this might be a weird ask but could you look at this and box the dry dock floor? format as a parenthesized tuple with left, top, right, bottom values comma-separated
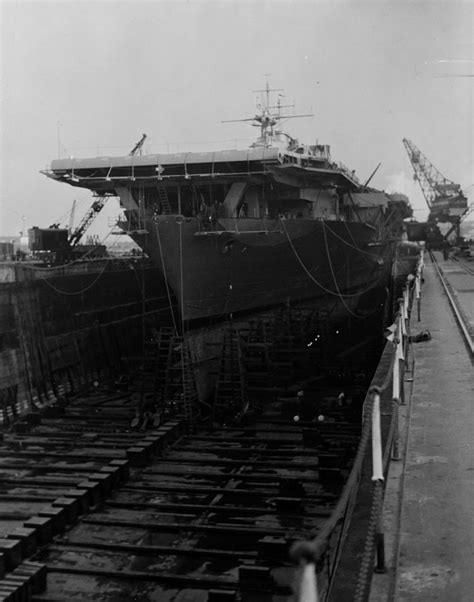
(372, 254, 474, 601)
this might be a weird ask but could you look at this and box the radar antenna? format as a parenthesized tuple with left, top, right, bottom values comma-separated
(222, 81, 313, 146)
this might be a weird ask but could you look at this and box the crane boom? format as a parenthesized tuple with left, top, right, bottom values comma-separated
(68, 196, 108, 247)
(129, 133, 147, 156)
(403, 138, 469, 244)
(402, 138, 467, 221)
(402, 138, 462, 210)
(68, 199, 76, 236)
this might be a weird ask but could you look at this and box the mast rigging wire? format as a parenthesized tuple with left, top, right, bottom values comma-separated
(153, 219, 179, 336)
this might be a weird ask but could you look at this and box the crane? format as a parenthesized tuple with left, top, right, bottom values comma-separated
(68, 196, 108, 247)
(441, 201, 474, 241)
(67, 135, 146, 247)
(68, 199, 76, 236)
(129, 133, 147, 156)
(402, 138, 468, 242)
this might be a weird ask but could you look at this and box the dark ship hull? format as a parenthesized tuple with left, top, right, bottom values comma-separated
(135, 215, 390, 321)
(44, 89, 412, 323)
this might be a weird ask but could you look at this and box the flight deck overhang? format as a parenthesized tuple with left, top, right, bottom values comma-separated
(43, 147, 282, 191)
(43, 145, 360, 194)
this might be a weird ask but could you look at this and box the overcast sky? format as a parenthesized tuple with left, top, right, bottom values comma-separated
(1, 0, 472, 238)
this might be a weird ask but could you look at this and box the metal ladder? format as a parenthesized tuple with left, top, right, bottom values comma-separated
(157, 186, 172, 214)
(160, 331, 199, 421)
(214, 326, 247, 420)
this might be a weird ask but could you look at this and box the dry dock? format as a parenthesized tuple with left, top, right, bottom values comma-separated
(372, 252, 474, 602)
(2, 248, 452, 601)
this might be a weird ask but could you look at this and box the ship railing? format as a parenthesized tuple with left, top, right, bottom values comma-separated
(291, 250, 423, 602)
(44, 168, 276, 186)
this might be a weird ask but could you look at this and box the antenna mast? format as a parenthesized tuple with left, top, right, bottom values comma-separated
(222, 81, 313, 147)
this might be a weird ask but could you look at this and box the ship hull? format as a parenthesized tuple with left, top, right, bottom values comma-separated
(131, 216, 391, 322)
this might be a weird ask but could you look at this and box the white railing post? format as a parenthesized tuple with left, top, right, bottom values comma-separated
(403, 286, 409, 325)
(398, 297, 408, 379)
(416, 253, 423, 321)
(371, 386, 384, 483)
(392, 336, 400, 401)
(392, 316, 401, 460)
(398, 298, 407, 340)
(415, 271, 421, 322)
(299, 562, 319, 602)
(403, 286, 410, 365)
(370, 386, 385, 573)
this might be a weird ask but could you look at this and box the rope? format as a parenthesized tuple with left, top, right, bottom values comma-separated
(39, 259, 110, 296)
(153, 219, 179, 336)
(353, 480, 384, 602)
(324, 221, 390, 320)
(323, 220, 382, 260)
(31, 229, 127, 296)
(321, 221, 360, 318)
(281, 220, 384, 300)
(342, 220, 383, 267)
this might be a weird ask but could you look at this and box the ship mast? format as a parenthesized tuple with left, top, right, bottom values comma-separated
(222, 81, 313, 147)
(252, 81, 283, 140)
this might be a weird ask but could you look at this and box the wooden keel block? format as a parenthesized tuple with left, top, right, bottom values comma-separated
(14, 562, 47, 593)
(8, 571, 33, 595)
(38, 506, 67, 534)
(77, 481, 101, 506)
(99, 466, 121, 488)
(0, 578, 28, 602)
(63, 489, 89, 514)
(139, 440, 156, 457)
(23, 516, 52, 546)
(87, 472, 113, 495)
(7, 528, 37, 557)
(52, 497, 79, 524)
(126, 446, 148, 467)
(0, 587, 16, 602)
(141, 436, 162, 454)
(0, 539, 22, 570)
(109, 459, 130, 481)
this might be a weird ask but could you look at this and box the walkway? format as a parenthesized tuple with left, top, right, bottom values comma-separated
(372, 254, 474, 601)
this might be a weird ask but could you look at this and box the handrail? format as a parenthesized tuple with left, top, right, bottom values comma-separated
(291, 249, 424, 601)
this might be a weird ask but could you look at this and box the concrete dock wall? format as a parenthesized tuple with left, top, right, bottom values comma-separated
(0, 261, 170, 422)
